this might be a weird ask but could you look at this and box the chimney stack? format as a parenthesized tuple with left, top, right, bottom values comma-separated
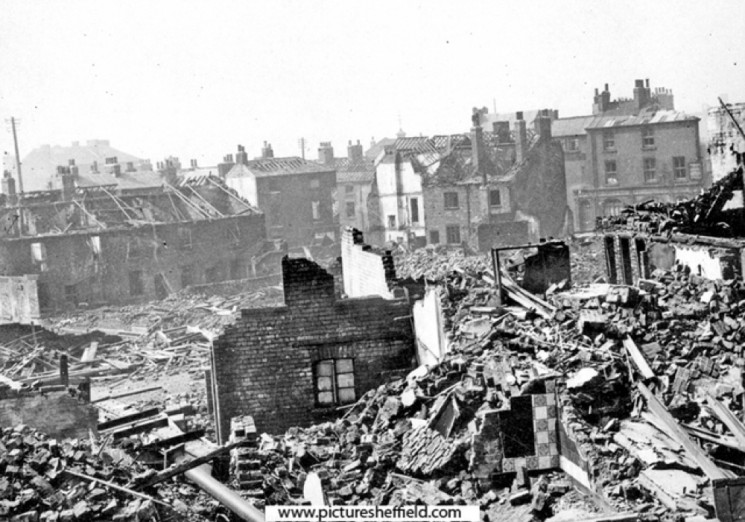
(235, 145, 248, 165)
(515, 112, 527, 163)
(471, 108, 485, 179)
(534, 110, 552, 141)
(318, 142, 334, 165)
(261, 141, 274, 159)
(347, 140, 363, 163)
(59, 165, 76, 201)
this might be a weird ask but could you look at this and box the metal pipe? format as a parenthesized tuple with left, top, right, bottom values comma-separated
(184, 464, 265, 522)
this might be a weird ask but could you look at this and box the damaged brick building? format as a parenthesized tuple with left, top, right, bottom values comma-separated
(0, 169, 267, 311)
(210, 254, 415, 442)
(224, 144, 338, 247)
(422, 111, 569, 251)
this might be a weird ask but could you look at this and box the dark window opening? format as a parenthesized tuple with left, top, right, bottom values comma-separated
(429, 230, 440, 244)
(410, 197, 419, 224)
(619, 237, 634, 285)
(501, 395, 535, 458)
(64, 284, 79, 304)
(444, 191, 459, 209)
(604, 236, 618, 284)
(489, 189, 502, 208)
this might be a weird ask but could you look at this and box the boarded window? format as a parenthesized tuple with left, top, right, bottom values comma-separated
(315, 358, 356, 406)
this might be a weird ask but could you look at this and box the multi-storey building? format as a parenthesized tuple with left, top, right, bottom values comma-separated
(552, 79, 705, 231)
(224, 143, 338, 247)
(316, 140, 375, 233)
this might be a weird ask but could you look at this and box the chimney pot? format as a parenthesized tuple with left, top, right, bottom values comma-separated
(605, 83, 609, 91)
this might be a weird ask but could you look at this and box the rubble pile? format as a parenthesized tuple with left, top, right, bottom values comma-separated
(217, 242, 745, 520)
(598, 165, 745, 237)
(0, 424, 221, 521)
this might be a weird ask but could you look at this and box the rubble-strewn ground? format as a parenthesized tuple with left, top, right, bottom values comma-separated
(4, 234, 745, 521)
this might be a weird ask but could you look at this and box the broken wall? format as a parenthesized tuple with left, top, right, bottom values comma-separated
(0, 214, 266, 311)
(211, 256, 414, 442)
(341, 227, 396, 298)
(412, 286, 449, 366)
(605, 233, 740, 284)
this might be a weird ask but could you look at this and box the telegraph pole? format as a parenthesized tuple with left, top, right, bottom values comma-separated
(10, 117, 24, 193)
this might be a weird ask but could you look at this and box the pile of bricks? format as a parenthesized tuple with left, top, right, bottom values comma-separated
(0, 424, 220, 521)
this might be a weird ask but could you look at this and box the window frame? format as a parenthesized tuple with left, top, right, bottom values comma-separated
(315, 358, 356, 407)
(673, 156, 687, 180)
(643, 157, 657, 183)
(602, 130, 615, 151)
(443, 191, 459, 210)
(642, 127, 655, 148)
(604, 160, 618, 185)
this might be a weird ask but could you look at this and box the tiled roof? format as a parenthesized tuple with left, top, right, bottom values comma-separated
(332, 158, 374, 184)
(586, 109, 699, 130)
(226, 157, 334, 178)
(551, 116, 596, 137)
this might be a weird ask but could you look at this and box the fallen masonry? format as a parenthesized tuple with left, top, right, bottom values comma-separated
(9, 170, 745, 519)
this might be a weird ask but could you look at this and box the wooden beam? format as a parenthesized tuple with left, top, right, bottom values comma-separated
(638, 382, 731, 479)
(623, 337, 655, 380)
(706, 392, 745, 449)
(64, 469, 172, 508)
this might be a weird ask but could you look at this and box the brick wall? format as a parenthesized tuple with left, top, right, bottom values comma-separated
(211, 256, 414, 442)
(341, 228, 396, 298)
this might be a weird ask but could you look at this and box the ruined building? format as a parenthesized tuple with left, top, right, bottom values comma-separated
(708, 101, 745, 183)
(551, 79, 705, 232)
(224, 144, 338, 247)
(210, 254, 415, 441)
(0, 169, 266, 311)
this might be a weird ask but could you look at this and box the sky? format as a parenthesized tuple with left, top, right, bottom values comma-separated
(1, 0, 743, 167)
